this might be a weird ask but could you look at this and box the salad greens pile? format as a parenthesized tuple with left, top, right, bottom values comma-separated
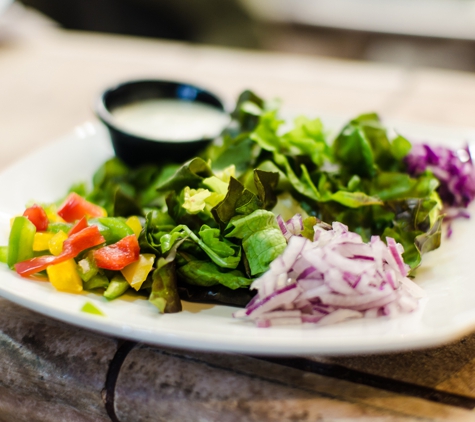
(5, 90, 446, 314)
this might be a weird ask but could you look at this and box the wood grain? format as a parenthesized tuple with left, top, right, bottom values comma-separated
(0, 298, 115, 422)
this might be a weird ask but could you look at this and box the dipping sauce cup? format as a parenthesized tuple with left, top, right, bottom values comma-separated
(95, 79, 229, 167)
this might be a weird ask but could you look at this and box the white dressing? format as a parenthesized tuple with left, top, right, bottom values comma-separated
(111, 99, 229, 142)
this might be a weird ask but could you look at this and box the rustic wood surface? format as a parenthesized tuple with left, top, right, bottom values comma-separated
(2, 4, 475, 421)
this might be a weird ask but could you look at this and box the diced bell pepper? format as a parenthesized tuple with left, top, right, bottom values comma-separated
(47, 222, 72, 234)
(89, 217, 133, 244)
(126, 216, 142, 238)
(81, 301, 104, 316)
(33, 232, 55, 251)
(68, 216, 88, 237)
(46, 259, 83, 293)
(83, 273, 109, 291)
(104, 274, 130, 300)
(121, 253, 155, 291)
(93, 235, 140, 271)
(77, 251, 98, 282)
(7, 217, 36, 269)
(15, 225, 105, 277)
(58, 192, 106, 222)
(23, 204, 49, 231)
(49, 230, 68, 256)
(0, 246, 8, 264)
(43, 204, 66, 223)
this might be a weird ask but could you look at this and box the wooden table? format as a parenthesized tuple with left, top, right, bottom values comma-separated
(2, 5, 475, 421)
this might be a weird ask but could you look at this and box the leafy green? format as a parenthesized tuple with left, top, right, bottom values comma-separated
(56, 90, 446, 314)
(156, 157, 213, 192)
(211, 176, 260, 229)
(177, 258, 252, 290)
(160, 224, 241, 269)
(149, 262, 182, 313)
(226, 210, 287, 275)
(85, 157, 178, 216)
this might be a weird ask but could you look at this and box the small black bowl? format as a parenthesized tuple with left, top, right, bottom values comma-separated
(95, 79, 228, 167)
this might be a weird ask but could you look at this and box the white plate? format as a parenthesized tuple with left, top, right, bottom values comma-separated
(1, 119, 475, 356)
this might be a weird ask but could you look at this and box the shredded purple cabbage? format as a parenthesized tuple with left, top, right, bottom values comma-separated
(405, 143, 475, 208)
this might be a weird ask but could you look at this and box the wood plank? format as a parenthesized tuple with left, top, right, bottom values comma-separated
(114, 344, 475, 422)
(310, 333, 475, 399)
(0, 298, 115, 422)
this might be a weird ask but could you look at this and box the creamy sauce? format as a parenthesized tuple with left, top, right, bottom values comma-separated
(111, 99, 229, 142)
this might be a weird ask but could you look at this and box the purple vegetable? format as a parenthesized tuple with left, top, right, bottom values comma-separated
(405, 143, 475, 208)
(234, 222, 425, 327)
(277, 213, 303, 240)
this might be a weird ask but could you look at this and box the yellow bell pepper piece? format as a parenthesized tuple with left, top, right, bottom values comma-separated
(48, 230, 68, 256)
(46, 259, 83, 293)
(126, 216, 142, 238)
(44, 204, 66, 223)
(33, 232, 55, 251)
(121, 253, 155, 291)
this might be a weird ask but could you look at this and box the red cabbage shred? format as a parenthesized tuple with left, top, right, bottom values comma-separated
(405, 143, 475, 208)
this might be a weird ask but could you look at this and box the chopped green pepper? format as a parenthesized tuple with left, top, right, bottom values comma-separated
(0, 246, 8, 264)
(89, 217, 134, 244)
(77, 252, 99, 282)
(83, 273, 109, 291)
(103, 274, 130, 300)
(7, 216, 36, 269)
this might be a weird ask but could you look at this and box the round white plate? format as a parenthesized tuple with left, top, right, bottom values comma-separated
(1, 118, 475, 356)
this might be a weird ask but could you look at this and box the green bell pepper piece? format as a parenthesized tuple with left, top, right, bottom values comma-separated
(7, 216, 36, 269)
(104, 274, 130, 300)
(77, 252, 99, 282)
(83, 273, 109, 291)
(89, 217, 134, 244)
(47, 222, 72, 234)
(0, 246, 8, 264)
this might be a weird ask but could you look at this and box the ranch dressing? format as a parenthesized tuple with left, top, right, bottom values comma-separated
(111, 99, 229, 141)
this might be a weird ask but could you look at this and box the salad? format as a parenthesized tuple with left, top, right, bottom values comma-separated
(2, 90, 474, 327)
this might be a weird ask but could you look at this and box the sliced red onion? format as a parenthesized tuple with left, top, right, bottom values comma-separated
(286, 214, 303, 234)
(301, 314, 326, 324)
(237, 283, 300, 318)
(317, 309, 363, 326)
(234, 221, 425, 328)
(276, 213, 303, 240)
(386, 237, 409, 277)
(276, 214, 290, 240)
(256, 316, 303, 327)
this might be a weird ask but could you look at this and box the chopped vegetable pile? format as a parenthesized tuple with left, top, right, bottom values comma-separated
(234, 222, 425, 327)
(2, 90, 474, 327)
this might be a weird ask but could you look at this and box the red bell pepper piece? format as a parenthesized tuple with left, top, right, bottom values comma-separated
(15, 225, 105, 277)
(68, 216, 88, 237)
(57, 193, 105, 222)
(93, 235, 140, 271)
(23, 204, 48, 231)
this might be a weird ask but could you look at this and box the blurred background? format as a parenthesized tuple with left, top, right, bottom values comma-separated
(14, 0, 475, 71)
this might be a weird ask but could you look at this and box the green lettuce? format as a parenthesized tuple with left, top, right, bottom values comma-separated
(226, 209, 287, 276)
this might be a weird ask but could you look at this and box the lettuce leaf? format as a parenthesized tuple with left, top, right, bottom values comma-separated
(177, 259, 252, 290)
(226, 210, 287, 275)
